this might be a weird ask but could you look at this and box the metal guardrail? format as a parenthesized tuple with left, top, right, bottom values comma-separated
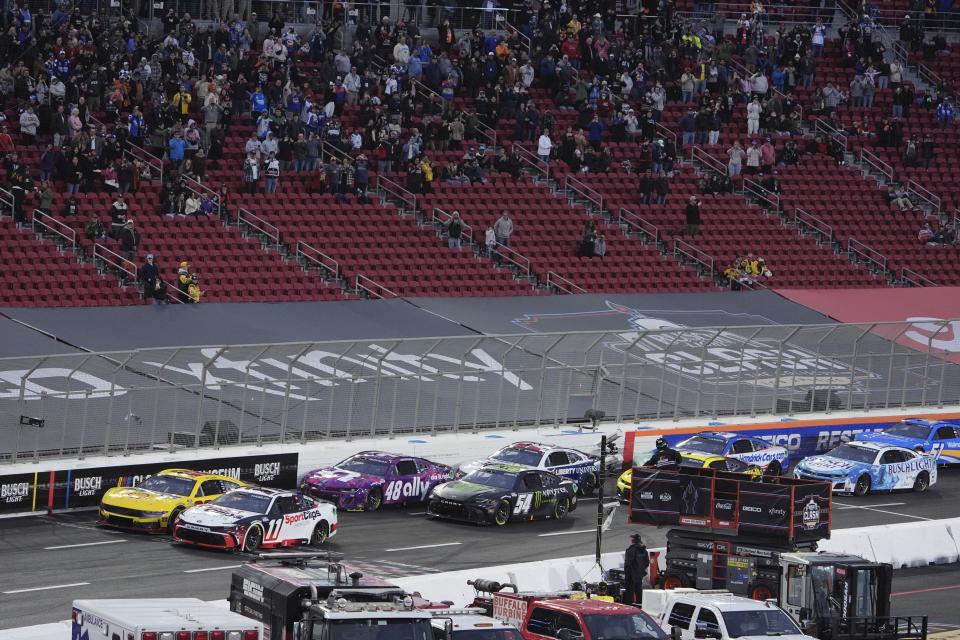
(513, 143, 549, 183)
(546, 271, 586, 295)
(93, 243, 138, 281)
(564, 176, 604, 215)
(124, 143, 164, 185)
(503, 19, 532, 56)
(847, 238, 889, 278)
(296, 240, 340, 281)
(729, 58, 802, 123)
(690, 146, 727, 177)
(618, 207, 661, 246)
(376, 176, 418, 214)
(320, 140, 352, 163)
(907, 180, 942, 216)
(794, 208, 834, 246)
(860, 148, 894, 184)
(918, 64, 943, 89)
(674, 238, 716, 279)
(238, 207, 281, 248)
(31, 210, 77, 250)
(355, 274, 398, 299)
(180, 175, 220, 208)
(815, 118, 848, 152)
(743, 179, 781, 214)
(474, 120, 498, 149)
(493, 242, 533, 281)
(676, 3, 832, 27)
(432, 207, 474, 246)
(901, 268, 937, 288)
(653, 121, 678, 149)
(0, 187, 13, 218)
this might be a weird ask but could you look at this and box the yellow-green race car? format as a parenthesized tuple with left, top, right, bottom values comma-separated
(616, 452, 763, 502)
(98, 469, 247, 533)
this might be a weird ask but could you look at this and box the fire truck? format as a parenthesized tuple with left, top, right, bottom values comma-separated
(228, 552, 442, 640)
(629, 466, 928, 640)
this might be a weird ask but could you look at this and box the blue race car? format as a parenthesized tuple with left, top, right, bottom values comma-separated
(855, 419, 960, 465)
(794, 441, 938, 496)
(674, 431, 789, 475)
(458, 442, 601, 496)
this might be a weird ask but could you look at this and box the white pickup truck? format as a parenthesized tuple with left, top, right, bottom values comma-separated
(642, 589, 820, 640)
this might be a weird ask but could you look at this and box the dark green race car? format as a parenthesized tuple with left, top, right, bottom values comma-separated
(426, 462, 578, 526)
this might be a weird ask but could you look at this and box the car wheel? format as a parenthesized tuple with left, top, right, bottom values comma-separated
(553, 498, 570, 520)
(578, 474, 596, 497)
(365, 487, 383, 512)
(765, 461, 782, 477)
(853, 474, 871, 497)
(661, 574, 686, 590)
(913, 471, 930, 493)
(167, 508, 183, 535)
(311, 520, 330, 546)
(243, 525, 263, 552)
(493, 500, 511, 526)
(750, 582, 775, 601)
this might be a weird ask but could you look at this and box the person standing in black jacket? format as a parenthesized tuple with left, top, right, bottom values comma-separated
(624, 533, 650, 606)
(138, 254, 166, 305)
(685, 195, 702, 235)
(644, 438, 683, 470)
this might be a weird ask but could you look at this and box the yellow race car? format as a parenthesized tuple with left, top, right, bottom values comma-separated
(616, 452, 763, 502)
(98, 469, 247, 533)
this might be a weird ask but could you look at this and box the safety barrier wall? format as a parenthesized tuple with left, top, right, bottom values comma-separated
(621, 411, 960, 467)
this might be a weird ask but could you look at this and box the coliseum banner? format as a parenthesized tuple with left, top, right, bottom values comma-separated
(0, 452, 298, 515)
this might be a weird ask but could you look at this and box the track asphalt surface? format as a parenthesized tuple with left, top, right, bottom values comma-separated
(1, 470, 959, 630)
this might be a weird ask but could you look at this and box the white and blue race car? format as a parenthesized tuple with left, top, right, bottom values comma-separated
(458, 442, 601, 495)
(674, 431, 789, 475)
(794, 441, 937, 496)
(854, 419, 960, 465)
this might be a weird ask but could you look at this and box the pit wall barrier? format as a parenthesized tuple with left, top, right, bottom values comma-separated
(622, 411, 960, 467)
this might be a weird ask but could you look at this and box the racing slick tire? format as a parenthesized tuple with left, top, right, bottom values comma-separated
(365, 487, 383, 512)
(243, 525, 264, 552)
(853, 474, 871, 497)
(913, 471, 930, 493)
(167, 508, 184, 534)
(660, 573, 688, 590)
(310, 520, 330, 546)
(765, 461, 782, 477)
(750, 582, 776, 601)
(578, 474, 597, 497)
(493, 500, 511, 526)
(553, 498, 570, 520)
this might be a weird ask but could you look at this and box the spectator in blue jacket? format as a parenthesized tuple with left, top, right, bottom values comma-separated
(587, 114, 604, 150)
(250, 86, 268, 115)
(168, 131, 187, 169)
(937, 99, 955, 127)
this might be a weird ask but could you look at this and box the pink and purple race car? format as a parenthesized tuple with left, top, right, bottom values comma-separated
(300, 451, 456, 511)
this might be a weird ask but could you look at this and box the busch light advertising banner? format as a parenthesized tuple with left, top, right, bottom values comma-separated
(630, 467, 831, 541)
(0, 452, 298, 514)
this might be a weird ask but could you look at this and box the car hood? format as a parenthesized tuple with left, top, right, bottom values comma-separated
(180, 503, 259, 526)
(797, 455, 862, 473)
(101, 487, 183, 509)
(856, 432, 919, 447)
(432, 480, 503, 501)
(303, 467, 379, 490)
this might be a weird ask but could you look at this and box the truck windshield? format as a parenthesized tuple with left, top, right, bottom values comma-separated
(452, 630, 524, 640)
(139, 475, 195, 496)
(339, 456, 392, 476)
(583, 613, 667, 640)
(462, 470, 518, 490)
(321, 619, 433, 640)
(823, 445, 876, 464)
(720, 609, 801, 637)
(212, 491, 272, 514)
(677, 436, 727, 455)
(881, 424, 929, 439)
(491, 447, 543, 467)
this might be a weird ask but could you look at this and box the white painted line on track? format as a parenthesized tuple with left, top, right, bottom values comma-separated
(385, 542, 462, 552)
(834, 505, 931, 521)
(44, 540, 128, 550)
(183, 564, 242, 573)
(4, 582, 90, 594)
(407, 512, 428, 515)
(538, 529, 595, 537)
(835, 502, 906, 509)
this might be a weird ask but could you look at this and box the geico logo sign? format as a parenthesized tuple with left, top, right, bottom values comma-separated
(254, 462, 281, 481)
(759, 433, 803, 452)
(742, 505, 763, 513)
(242, 578, 264, 603)
(1, 482, 29, 502)
(74, 476, 102, 496)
